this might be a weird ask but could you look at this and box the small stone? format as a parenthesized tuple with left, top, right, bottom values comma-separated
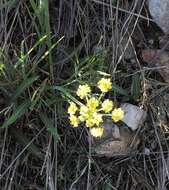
(144, 147, 151, 156)
(121, 103, 147, 131)
(148, 0, 169, 34)
(92, 120, 140, 157)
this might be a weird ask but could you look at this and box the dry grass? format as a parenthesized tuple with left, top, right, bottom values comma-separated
(0, 0, 169, 189)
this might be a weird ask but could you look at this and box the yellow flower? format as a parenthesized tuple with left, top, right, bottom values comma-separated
(69, 115, 79, 127)
(112, 108, 124, 122)
(78, 115, 85, 122)
(90, 127, 104, 137)
(93, 113, 103, 126)
(87, 97, 99, 110)
(76, 84, 91, 99)
(68, 102, 78, 115)
(102, 99, 113, 113)
(97, 78, 112, 92)
(79, 105, 90, 121)
(86, 118, 95, 128)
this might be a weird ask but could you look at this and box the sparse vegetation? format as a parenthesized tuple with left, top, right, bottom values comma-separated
(0, 0, 169, 189)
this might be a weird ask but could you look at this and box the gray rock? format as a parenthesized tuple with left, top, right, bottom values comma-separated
(121, 103, 147, 131)
(92, 120, 140, 157)
(148, 0, 169, 34)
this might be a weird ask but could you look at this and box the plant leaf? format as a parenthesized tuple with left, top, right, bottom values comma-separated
(112, 84, 128, 96)
(30, 79, 47, 110)
(1, 100, 31, 128)
(131, 74, 141, 101)
(52, 86, 83, 106)
(40, 113, 60, 142)
(10, 127, 43, 159)
(11, 76, 39, 101)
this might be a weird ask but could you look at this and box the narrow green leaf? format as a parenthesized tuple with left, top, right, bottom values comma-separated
(131, 74, 141, 101)
(11, 76, 39, 101)
(2, 100, 31, 128)
(52, 86, 83, 106)
(30, 79, 47, 110)
(15, 35, 48, 67)
(10, 128, 43, 159)
(0, 86, 10, 96)
(29, 43, 56, 74)
(40, 113, 60, 142)
(112, 84, 128, 96)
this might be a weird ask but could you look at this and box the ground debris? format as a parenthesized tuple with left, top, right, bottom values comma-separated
(142, 49, 169, 83)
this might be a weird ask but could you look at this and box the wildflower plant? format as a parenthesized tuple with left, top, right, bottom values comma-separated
(67, 77, 124, 138)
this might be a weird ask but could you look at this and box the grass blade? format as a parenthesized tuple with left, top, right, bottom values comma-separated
(112, 84, 128, 96)
(131, 73, 141, 101)
(30, 79, 47, 110)
(11, 75, 39, 101)
(40, 113, 60, 142)
(52, 86, 83, 106)
(10, 127, 43, 159)
(1, 100, 31, 128)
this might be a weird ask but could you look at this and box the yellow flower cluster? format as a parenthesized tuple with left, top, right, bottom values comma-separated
(90, 127, 104, 138)
(69, 115, 79, 127)
(112, 108, 124, 122)
(97, 78, 112, 92)
(76, 84, 91, 99)
(67, 77, 124, 138)
(102, 99, 113, 113)
(68, 102, 77, 115)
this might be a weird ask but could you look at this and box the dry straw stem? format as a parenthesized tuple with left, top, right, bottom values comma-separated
(0, 0, 169, 189)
